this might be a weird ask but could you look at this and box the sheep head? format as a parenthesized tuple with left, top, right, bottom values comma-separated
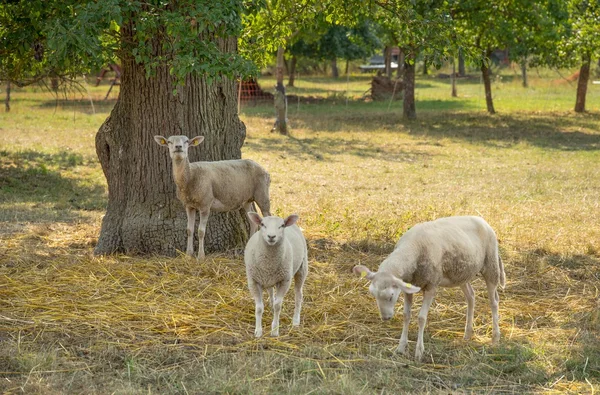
(154, 135, 204, 161)
(353, 265, 420, 321)
(248, 212, 298, 246)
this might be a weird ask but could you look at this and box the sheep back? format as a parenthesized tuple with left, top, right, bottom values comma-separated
(184, 159, 269, 210)
(382, 216, 502, 290)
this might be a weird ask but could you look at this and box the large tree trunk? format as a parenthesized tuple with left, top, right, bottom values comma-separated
(287, 55, 297, 87)
(273, 46, 288, 135)
(403, 52, 416, 120)
(481, 58, 496, 114)
(574, 55, 591, 113)
(94, 32, 248, 256)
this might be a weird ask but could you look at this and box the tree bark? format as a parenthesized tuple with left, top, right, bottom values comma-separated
(273, 46, 288, 135)
(403, 51, 416, 120)
(384, 46, 392, 79)
(574, 55, 591, 113)
(396, 50, 405, 79)
(481, 58, 495, 114)
(287, 55, 297, 87)
(5, 81, 10, 112)
(521, 59, 528, 88)
(451, 58, 457, 97)
(458, 48, 466, 76)
(94, 30, 248, 256)
(422, 60, 428, 75)
(331, 58, 339, 78)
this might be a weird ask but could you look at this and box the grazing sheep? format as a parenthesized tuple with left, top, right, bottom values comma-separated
(154, 135, 271, 260)
(245, 212, 308, 337)
(353, 215, 505, 361)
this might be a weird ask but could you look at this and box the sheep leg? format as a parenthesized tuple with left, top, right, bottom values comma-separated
(185, 207, 196, 256)
(249, 281, 264, 338)
(196, 210, 210, 261)
(254, 180, 271, 217)
(244, 202, 258, 236)
(415, 288, 436, 361)
(461, 282, 475, 340)
(271, 280, 291, 337)
(485, 281, 501, 344)
(397, 292, 413, 355)
(292, 262, 307, 326)
(267, 287, 274, 308)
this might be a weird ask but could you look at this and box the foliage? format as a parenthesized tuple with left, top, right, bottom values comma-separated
(0, 0, 256, 86)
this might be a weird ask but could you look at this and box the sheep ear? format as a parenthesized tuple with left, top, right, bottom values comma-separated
(247, 211, 262, 226)
(284, 214, 299, 227)
(189, 136, 205, 146)
(353, 265, 375, 280)
(393, 277, 420, 294)
(154, 136, 168, 146)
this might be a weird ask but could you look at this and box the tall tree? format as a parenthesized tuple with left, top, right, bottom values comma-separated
(1, 0, 257, 256)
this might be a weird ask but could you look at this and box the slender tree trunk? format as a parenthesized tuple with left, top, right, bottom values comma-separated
(481, 58, 495, 114)
(273, 46, 288, 134)
(451, 58, 457, 97)
(51, 77, 59, 92)
(458, 48, 466, 76)
(331, 58, 339, 78)
(396, 50, 405, 79)
(422, 60, 428, 75)
(345, 59, 349, 76)
(384, 46, 392, 78)
(287, 55, 297, 87)
(94, 30, 248, 256)
(521, 59, 528, 88)
(575, 55, 591, 113)
(5, 81, 10, 112)
(403, 51, 416, 120)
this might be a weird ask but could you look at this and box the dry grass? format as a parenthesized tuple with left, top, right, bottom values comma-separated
(1, 74, 600, 394)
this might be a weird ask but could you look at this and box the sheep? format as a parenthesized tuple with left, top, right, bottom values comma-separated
(244, 212, 308, 338)
(154, 135, 271, 260)
(353, 215, 505, 361)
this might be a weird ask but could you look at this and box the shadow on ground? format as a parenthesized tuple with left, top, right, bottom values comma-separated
(0, 150, 106, 225)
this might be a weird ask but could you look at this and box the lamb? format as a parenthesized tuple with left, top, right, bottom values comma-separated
(353, 215, 505, 361)
(154, 135, 271, 260)
(244, 212, 308, 337)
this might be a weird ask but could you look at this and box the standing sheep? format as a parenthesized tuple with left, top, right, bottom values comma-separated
(245, 212, 308, 337)
(353, 215, 505, 361)
(154, 135, 271, 260)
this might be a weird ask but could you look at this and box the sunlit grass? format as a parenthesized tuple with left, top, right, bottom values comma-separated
(0, 72, 599, 393)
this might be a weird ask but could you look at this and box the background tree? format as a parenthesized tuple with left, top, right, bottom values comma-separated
(374, 0, 459, 119)
(1, 0, 258, 256)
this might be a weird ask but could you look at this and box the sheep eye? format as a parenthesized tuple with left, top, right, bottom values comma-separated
(279, 225, 285, 229)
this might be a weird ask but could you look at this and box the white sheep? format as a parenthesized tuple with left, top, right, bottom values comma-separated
(154, 135, 271, 260)
(353, 215, 505, 361)
(244, 212, 308, 337)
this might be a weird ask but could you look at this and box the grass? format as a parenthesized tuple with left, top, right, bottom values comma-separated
(1, 70, 599, 394)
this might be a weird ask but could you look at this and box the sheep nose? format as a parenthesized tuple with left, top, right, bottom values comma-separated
(267, 235, 276, 241)
(175, 145, 182, 149)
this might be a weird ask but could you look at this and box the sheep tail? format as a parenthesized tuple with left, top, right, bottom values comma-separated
(498, 253, 506, 289)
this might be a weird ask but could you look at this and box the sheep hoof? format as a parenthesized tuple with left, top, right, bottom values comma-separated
(463, 330, 474, 341)
(254, 329, 262, 338)
(396, 343, 409, 356)
(270, 330, 279, 337)
(491, 333, 500, 345)
(292, 318, 300, 327)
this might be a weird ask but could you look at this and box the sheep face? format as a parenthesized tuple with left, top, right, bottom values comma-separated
(353, 265, 420, 321)
(154, 135, 205, 161)
(248, 212, 299, 246)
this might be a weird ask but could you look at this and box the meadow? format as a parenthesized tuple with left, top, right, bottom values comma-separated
(1, 68, 599, 394)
